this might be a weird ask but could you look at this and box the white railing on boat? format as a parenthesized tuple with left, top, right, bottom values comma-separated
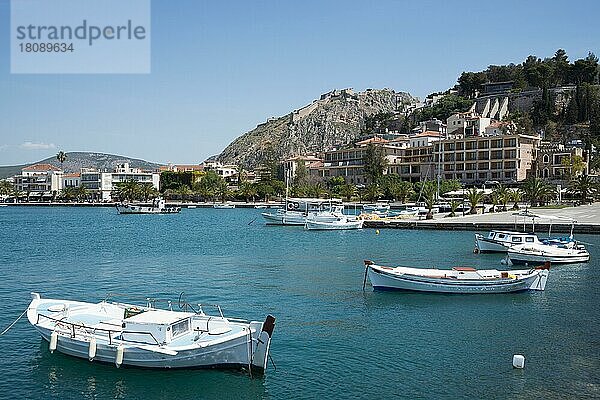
(36, 313, 162, 346)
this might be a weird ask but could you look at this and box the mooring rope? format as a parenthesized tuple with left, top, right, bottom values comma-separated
(0, 307, 28, 336)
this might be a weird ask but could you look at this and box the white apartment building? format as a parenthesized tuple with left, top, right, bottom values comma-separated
(81, 163, 160, 201)
(13, 164, 63, 195)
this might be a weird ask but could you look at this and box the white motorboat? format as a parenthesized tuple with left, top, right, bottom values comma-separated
(305, 216, 364, 230)
(262, 198, 344, 226)
(363, 260, 549, 293)
(116, 198, 180, 214)
(213, 203, 235, 209)
(27, 293, 275, 373)
(506, 242, 590, 265)
(362, 202, 390, 213)
(475, 230, 542, 252)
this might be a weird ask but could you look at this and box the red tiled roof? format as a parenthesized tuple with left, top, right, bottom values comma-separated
(22, 163, 61, 172)
(63, 173, 80, 178)
(413, 131, 441, 138)
(356, 136, 389, 145)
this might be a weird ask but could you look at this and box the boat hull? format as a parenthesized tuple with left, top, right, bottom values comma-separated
(507, 252, 590, 264)
(305, 220, 363, 230)
(475, 235, 509, 253)
(116, 205, 180, 214)
(27, 295, 274, 372)
(34, 325, 256, 369)
(261, 211, 306, 225)
(367, 266, 548, 293)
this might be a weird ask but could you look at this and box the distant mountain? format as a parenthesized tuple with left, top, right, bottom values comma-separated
(217, 88, 416, 168)
(0, 152, 163, 179)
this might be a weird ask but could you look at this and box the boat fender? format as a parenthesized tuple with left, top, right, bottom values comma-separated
(115, 345, 124, 367)
(49, 331, 58, 353)
(512, 354, 525, 369)
(473, 247, 479, 254)
(88, 338, 97, 361)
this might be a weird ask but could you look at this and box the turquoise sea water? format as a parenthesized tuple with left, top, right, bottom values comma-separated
(0, 206, 598, 399)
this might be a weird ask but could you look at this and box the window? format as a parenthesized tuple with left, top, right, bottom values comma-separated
(512, 237, 522, 243)
(498, 234, 505, 239)
(525, 237, 534, 243)
(543, 154, 550, 163)
(171, 318, 190, 338)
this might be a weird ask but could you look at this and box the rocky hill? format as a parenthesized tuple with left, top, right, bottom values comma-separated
(217, 88, 415, 168)
(0, 152, 162, 179)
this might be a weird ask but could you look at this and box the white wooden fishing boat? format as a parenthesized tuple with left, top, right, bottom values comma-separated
(213, 203, 235, 209)
(116, 198, 180, 214)
(305, 216, 364, 230)
(262, 198, 343, 225)
(506, 242, 590, 264)
(362, 202, 390, 213)
(363, 260, 549, 293)
(27, 293, 275, 373)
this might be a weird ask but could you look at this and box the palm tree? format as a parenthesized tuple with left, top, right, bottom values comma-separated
(0, 180, 12, 195)
(395, 181, 414, 204)
(364, 184, 383, 202)
(568, 175, 598, 204)
(467, 187, 484, 214)
(338, 183, 357, 201)
(238, 181, 257, 202)
(11, 188, 23, 203)
(510, 190, 522, 210)
(138, 183, 158, 201)
(492, 184, 510, 211)
(176, 184, 193, 202)
(448, 199, 460, 217)
(520, 177, 555, 207)
(56, 151, 67, 169)
(422, 184, 436, 219)
(306, 182, 327, 198)
(114, 180, 140, 201)
(216, 180, 231, 202)
(73, 185, 87, 201)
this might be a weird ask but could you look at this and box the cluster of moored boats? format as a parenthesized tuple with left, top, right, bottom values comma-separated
(20, 199, 589, 375)
(363, 223, 590, 293)
(261, 198, 364, 230)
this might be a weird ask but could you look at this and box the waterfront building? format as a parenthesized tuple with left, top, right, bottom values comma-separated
(80, 163, 159, 201)
(433, 133, 541, 183)
(283, 155, 323, 181)
(13, 164, 63, 196)
(534, 142, 588, 180)
(62, 173, 81, 188)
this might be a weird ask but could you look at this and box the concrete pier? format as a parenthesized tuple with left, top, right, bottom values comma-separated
(364, 203, 600, 234)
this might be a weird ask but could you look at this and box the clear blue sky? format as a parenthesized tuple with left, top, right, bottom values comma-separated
(0, 0, 598, 166)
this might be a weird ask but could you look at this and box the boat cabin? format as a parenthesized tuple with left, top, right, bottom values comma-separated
(122, 309, 195, 345)
(285, 198, 342, 213)
(487, 230, 537, 246)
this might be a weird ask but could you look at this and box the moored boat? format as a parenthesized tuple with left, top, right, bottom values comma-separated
(363, 260, 550, 293)
(116, 198, 180, 214)
(506, 242, 590, 265)
(213, 203, 235, 209)
(27, 293, 275, 372)
(362, 202, 390, 213)
(262, 198, 344, 225)
(305, 217, 364, 230)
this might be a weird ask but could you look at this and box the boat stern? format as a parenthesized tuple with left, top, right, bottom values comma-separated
(528, 263, 550, 291)
(251, 315, 275, 373)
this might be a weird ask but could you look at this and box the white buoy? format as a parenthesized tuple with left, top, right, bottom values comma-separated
(49, 331, 58, 353)
(115, 345, 124, 367)
(513, 354, 525, 369)
(88, 338, 97, 361)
